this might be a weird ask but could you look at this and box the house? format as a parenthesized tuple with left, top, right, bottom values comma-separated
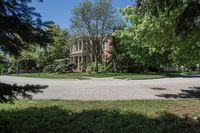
(69, 36, 112, 72)
(53, 58, 69, 65)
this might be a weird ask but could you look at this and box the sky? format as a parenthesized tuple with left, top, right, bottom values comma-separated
(30, 0, 135, 29)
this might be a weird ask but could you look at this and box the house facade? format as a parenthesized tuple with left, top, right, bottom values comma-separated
(69, 36, 112, 72)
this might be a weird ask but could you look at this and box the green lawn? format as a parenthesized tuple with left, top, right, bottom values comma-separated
(12, 71, 200, 80)
(0, 100, 200, 133)
(14, 73, 90, 80)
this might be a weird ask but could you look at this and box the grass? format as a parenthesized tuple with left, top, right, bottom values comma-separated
(12, 71, 200, 80)
(13, 73, 89, 80)
(0, 100, 200, 133)
(115, 72, 165, 80)
(13, 72, 129, 79)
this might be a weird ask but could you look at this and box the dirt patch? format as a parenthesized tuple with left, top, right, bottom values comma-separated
(168, 104, 200, 119)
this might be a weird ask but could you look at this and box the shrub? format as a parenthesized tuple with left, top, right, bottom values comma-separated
(55, 63, 76, 73)
(66, 63, 76, 71)
(86, 62, 97, 73)
(44, 64, 56, 73)
(86, 62, 107, 73)
(54, 64, 65, 73)
(7, 64, 16, 74)
(98, 64, 106, 73)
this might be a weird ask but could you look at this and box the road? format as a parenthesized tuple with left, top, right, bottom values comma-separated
(1, 75, 200, 100)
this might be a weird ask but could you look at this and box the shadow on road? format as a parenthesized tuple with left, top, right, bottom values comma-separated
(156, 87, 200, 99)
(0, 82, 48, 103)
(0, 107, 200, 133)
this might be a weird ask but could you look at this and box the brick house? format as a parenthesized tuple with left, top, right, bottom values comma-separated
(69, 35, 112, 72)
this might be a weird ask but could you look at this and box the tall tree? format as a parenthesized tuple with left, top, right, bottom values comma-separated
(45, 24, 70, 63)
(18, 24, 70, 70)
(71, 0, 117, 72)
(113, 2, 200, 69)
(135, 0, 200, 36)
(0, 0, 52, 56)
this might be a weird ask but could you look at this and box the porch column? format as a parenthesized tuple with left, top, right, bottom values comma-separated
(77, 56, 80, 70)
(81, 56, 84, 70)
(78, 41, 80, 52)
(82, 40, 84, 52)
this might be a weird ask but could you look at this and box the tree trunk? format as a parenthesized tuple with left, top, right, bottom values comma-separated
(25, 60, 28, 73)
(16, 58, 19, 76)
(112, 37, 117, 72)
(113, 59, 117, 72)
(95, 55, 99, 72)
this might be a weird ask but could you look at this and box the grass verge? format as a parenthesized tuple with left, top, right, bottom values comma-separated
(0, 100, 200, 132)
(12, 71, 200, 80)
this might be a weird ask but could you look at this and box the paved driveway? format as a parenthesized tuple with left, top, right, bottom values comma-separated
(1, 75, 200, 100)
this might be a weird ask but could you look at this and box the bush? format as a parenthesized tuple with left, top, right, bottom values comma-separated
(66, 63, 76, 71)
(7, 64, 16, 74)
(86, 62, 96, 73)
(54, 64, 65, 73)
(86, 62, 107, 73)
(44, 64, 56, 73)
(55, 63, 76, 73)
(98, 64, 106, 72)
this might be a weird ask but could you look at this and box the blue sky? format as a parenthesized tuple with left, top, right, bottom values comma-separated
(30, 0, 135, 29)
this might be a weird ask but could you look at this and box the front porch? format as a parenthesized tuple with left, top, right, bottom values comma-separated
(70, 54, 92, 72)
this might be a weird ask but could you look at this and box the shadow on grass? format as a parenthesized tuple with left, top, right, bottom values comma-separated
(0, 107, 200, 133)
(0, 82, 48, 103)
(157, 87, 200, 99)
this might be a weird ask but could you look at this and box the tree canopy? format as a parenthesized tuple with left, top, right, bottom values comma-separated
(0, 0, 52, 56)
(113, 1, 200, 69)
(18, 24, 70, 69)
(135, 0, 200, 36)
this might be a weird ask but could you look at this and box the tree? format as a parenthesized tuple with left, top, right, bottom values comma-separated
(113, 3, 200, 70)
(0, 0, 52, 56)
(44, 24, 70, 63)
(20, 45, 36, 72)
(71, 0, 117, 72)
(18, 24, 70, 72)
(135, 0, 200, 37)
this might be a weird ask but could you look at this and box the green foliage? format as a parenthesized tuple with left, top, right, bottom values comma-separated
(14, 71, 200, 80)
(44, 64, 57, 73)
(113, 4, 200, 68)
(0, 83, 47, 103)
(98, 64, 106, 73)
(86, 62, 116, 73)
(135, 0, 200, 36)
(66, 63, 77, 71)
(18, 24, 70, 69)
(86, 62, 98, 73)
(54, 64, 66, 73)
(0, 100, 200, 132)
(45, 24, 70, 62)
(111, 35, 138, 72)
(7, 64, 16, 74)
(71, 0, 119, 72)
(0, 0, 52, 55)
(44, 63, 76, 73)
(49, 63, 77, 73)
(0, 53, 7, 74)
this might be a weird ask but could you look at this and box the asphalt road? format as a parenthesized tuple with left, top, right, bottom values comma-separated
(1, 75, 200, 100)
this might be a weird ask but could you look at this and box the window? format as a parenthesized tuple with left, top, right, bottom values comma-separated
(79, 41, 82, 51)
(102, 54, 106, 65)
(76, 44, 78, 51)
(102, 42, 106, 50)
(83, 41, 87, 51)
